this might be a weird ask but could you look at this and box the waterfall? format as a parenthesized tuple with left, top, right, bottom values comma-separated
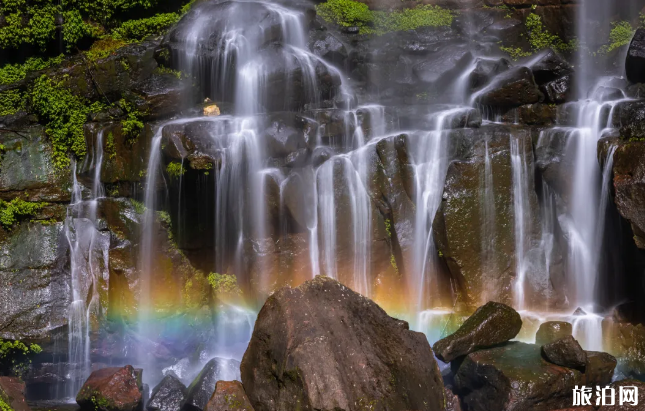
(480, 139, 496, 298)
(411, 108, 466, 310)
(64, 129, 110, 398)
(512, 134, 530, 310)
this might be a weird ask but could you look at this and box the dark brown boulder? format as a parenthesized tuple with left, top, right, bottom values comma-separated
(0, 377, 30, 411)
(433, 301, 522, 363)
(474, 67, 543, 108)
(611, 142, 645, 249)
(76, 366, 143, 411)
(454, 342, 616, 411)
(205, 381, 254, 411)
(529, 49, 574, 86)
(148, 374, 187, 411)
(535, 321, 572, 345)
(445, 387, 462, 411)
(626, 28, 645, 84)
(240, 275, 446, 411)
(183, 358, 241, 411)
(542, 335, 587, 371)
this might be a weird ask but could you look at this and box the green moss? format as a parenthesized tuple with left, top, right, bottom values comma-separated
(316, 0, 452, 35)
(119, 99, 144, 142)
(207, 272, 242, 296)
(113, 13, 179, 41)
(166, 162, 185, 179)
(500, 46, 532, 61)
(0, 198, 47, 228)
(0, 90, 24, 116)
(130, 199, 146, 214)
(154, 65, 184, 79)
(157, 210, 171, 226)
(525, 12, 576, 52)
(390, 254, 398, 274)
(85, 37, 128, 61)
(106, 132, 116, 160)
(0, 396, 11, 411)
(30, 75, 104, 169)
(384, 218, 392, 238)
(0, 338, 42, 377)
(598, 21, 634, 54)
(0, 55, 64, 85)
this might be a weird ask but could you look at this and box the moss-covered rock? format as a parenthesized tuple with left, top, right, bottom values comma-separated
(76, 365, 143, 411)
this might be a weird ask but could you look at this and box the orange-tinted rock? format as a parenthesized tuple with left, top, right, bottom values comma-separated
(205, 381, 254, 411)
(76, 365, 143, 411)
(0, 377, 30, 411)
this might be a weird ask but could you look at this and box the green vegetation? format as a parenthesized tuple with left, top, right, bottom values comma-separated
(501, 9, 576, 60)
(130, 199, 146, 214)
(0, 55, 64, 85)
(90, 395, 112, 411)
(166, 162, 185, 179)
(85, 37, 128, 61)
(500, 46, 532, 61)
(106, 132, 117, 159)
(316, 0, 453, 35)
(0, 396, 11, 411)
(118, 99, 144, 141)
(0, 338, 42, 377)
(207, 272, 242, 296)
(598, 21, 634, 54)
(113, 13, 180, 41)
(31, 75, 104, 169)
(0, 90, 24, 116)
(155, 66, 184, 79)
(0, 199, 46, 228)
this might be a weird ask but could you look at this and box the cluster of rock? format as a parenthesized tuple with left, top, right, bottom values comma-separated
(41, 277, 634, 411)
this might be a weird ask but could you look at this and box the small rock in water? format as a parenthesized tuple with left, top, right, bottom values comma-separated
(205, 381, 254, 411)
(542, 335, 587, 371)
(573, 307, 587, 316)
(76, 365, 143, 411)
(432, 301, 522, 363)
(183, 358, 241, 411)
(535, 321, 572, 345)
(148, 374, 187, 411)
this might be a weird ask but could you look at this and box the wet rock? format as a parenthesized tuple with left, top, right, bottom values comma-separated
(602, 317, 645, 379)
(585, 351, 618, 385)
(501, 103, 556, 126)
(592, 86, 625, 102)
(597, 379, 645, 411)
(542, 335, 587, 371)
(413, 45, 473, 88)
(282, 169, 316, 231)
(148, 374, 187, 411)
(0, 125, 71, 202)
(573, 307, 587, 316)
(241, 276, 446, 411)
(205, 381, 254, 411)
(133, 73, 193, 121)
(445, 387, 462, 411)
(529, 49, 574, 86)
(305, 109, 354, 143)
(284, 148, 310, 168)
(0, 222, 68, 340)
(308, 29, 347, 68)
(626, 28, 645, 84)
(469, 57, 512, 91)
(611, 142, 645, 249)
(541, 74, 573, 104)
(613, 101, 645, 141)
(475, 67, 543, 108)
(311, 146, 334, 167)
(183, 358, 241, 411)
(535, 321, 572, 345)
(433, 301, 522, 363)
(0, 377, 29, 411)
(397, 105, 482, 130)
(77, 365, 143, 411)
(264, 112, 318, 157)
(454, 342, 615, 411)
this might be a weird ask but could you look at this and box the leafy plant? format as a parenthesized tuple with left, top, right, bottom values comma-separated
(598, 21, 634, 54)
(30, 75, 104, 169)
(112, 13, 179, 41)
(166, 162, 185, 179)
(0, 55, 64, 85)
(500, 46, 532, 61)
(0, 90, 24, 116)
(0, 198, 47, 228)
(118, 99, 144, 142)
(0, 338, 42, 377)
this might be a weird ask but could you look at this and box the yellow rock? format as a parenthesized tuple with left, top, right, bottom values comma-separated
(204, 104, 220, 117)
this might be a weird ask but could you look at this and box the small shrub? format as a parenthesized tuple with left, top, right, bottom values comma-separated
(118, 99, 144, 142)
(0, 90, 24, 116)
(598, 21, 634, 54)
(500, 46, 532, 61)
(0, 55, 64, 85)
(113, 13, 179, 41)
(0, 198, 47, 228)
(166, 162, 185, 179)
(207, 272, 242, 296)
(0, 338, 42, 377)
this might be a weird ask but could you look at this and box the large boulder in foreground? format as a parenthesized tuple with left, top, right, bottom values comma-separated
(433, 302, 522, 363)
(76, 366, 143, 411)
(148, 374, 187, 411)
(626, 28, 645, 84)
(454, 342, 616, 411)
(598, 379, 645, 411)
(240, 275, 446, 411)
(205, 381, 254, 411)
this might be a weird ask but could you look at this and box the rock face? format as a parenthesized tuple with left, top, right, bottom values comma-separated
(598, 379, 645, 411)
(454, 342, 616, 411)
(535, 321, 572, 345)
(626, 28, 645, 84)
(184, 358, 241, 411)
(205, 381, 254, 411)
(433, 301, 522, 363)
(611, 142, 645, 249)
(542, 335, 587, 371)
(475, 67, 542, 108)
(76, 366, 143, 411)
(240, 276, 446, 411)
(0, 377, 30, 411)
(148, 375, 187, 411)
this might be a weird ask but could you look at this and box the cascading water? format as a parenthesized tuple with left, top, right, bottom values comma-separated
(511, 134, 530, 310)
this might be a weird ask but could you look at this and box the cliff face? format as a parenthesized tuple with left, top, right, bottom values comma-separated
(2, 0, 645, 397)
